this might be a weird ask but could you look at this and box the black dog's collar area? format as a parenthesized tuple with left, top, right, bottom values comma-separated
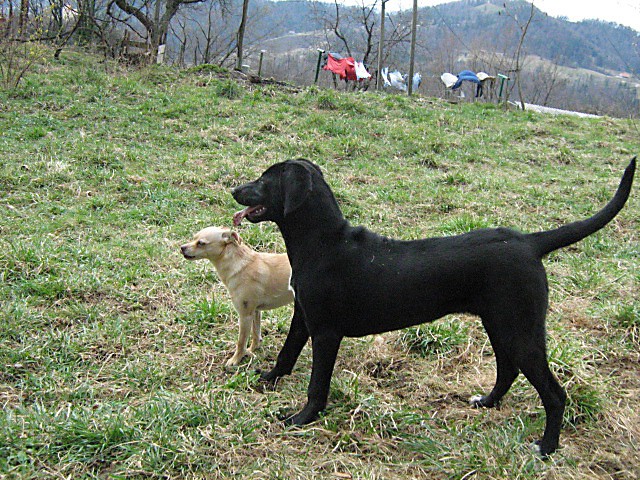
(233, 205, 267, 226)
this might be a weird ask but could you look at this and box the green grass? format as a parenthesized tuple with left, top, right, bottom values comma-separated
(0, 49, 638, 478)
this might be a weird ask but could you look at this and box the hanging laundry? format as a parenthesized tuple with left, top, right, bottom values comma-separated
(381, 67, 419, 92)
(388, 70, 407, 91)
(381, 67, 391, 87)
(354, 61, 371, 80)
(440, 72, 458, 88)
(476, 72, 493, 82)
(412, 72, 422, 90)
(323, 53, 357, 81)
(441, 70, 491, 98)
(452, 70, 480, 90)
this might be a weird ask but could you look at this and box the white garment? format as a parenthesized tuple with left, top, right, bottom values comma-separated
(381, 67, 391, 87)
(355, 62, 371, 80)
(412, 72, 422, 90)
(441, 72, 458, 88)
(388, 70, 407, 91)
(476, 71, 494, 81)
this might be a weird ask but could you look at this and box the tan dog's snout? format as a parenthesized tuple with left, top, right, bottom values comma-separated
(179, 226, 236, 261)
(180, 240, 199, 260)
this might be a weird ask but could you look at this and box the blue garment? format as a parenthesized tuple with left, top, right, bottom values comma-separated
(452, 70, 484, 97)
(452, 70, 480, 90)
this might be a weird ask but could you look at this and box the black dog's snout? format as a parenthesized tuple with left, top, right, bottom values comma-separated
(232, 182, 256, 204)
(231, 184, 244, 200)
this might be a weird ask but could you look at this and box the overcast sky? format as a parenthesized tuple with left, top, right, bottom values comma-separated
(382, 0, 640, 32)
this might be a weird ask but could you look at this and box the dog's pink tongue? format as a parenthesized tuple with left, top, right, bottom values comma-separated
(233, 207, 250, 226)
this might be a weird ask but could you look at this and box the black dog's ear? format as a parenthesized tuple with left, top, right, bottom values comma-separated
(295, 158, 324, 177)
(282, 161, 314, 216)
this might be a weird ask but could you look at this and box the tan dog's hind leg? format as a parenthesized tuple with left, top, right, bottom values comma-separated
(249, 311, 262, 353)
(226, 312, 253, 367)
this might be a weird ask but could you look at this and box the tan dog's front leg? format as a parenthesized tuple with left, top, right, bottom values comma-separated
(226, 312, 253, 367)
(249, 311, 262, 353)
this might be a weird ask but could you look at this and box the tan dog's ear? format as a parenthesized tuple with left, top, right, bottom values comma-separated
(221, 230, 233, 244)
(222, 230, 241, 245)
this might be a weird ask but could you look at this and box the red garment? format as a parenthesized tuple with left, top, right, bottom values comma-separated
(323, 54, 357, 81)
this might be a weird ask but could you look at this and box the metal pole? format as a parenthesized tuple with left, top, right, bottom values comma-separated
(376, 0, 386, 90)
(498, 74, 509, 101)
(258, 50, 265, 77)
(314, 48, 325, 84)
(407, 0, 418, 96)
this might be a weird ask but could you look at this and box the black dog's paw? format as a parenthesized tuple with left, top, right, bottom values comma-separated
(468, 394, 498, 409)
(257, 368, 281, 384)
(253, 369, 278, 392)
(283, 407, 320, 426)
(269, 408, 318, 426)
(532, 439, 557, 459)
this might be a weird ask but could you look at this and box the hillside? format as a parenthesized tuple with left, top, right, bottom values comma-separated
(425, 0, 640, 74)
(0, 51, 638, 478)
(252, 0, 640, 74)
(234, 0, 640, 116)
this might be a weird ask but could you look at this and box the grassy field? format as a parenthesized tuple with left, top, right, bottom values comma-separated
(0, 51, 638, 479)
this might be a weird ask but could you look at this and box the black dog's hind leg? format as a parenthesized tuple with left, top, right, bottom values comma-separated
(287, 330, 342, 425)
(473, 311, 565, 456)
(517, 344, 566, 457)
(260, 303, 309, 383)
(471, 317, 520, 408)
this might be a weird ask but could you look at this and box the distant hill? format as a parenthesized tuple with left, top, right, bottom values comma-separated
(250, 0, 639, 76)
(238, 0, 639, 116)
(424, 0, 640, 75)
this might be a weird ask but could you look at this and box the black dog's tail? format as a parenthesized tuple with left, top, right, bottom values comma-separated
(528, 157, 636, 258)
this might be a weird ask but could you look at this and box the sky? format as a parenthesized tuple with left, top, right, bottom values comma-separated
(383, 0, 640, 32)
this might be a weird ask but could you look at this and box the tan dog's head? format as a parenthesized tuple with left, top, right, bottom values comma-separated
(180, 226, 241, 261)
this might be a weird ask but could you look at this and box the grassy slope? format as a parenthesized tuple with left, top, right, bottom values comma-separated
(0, 51, 638, 479)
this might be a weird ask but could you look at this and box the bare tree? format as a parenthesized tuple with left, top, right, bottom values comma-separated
(18, 0, 28, 35)
(192, 4, 235, 66)
(235, 0, 247, 69)
(167, 0, 278, 68)
(108, 0, 207, 57)
(500, 1, 537, 110)
(312, 0, 410, 87)
(169, 11, 188, 65)
(530, 60, 566, 106)
(313, 0, 378, 63)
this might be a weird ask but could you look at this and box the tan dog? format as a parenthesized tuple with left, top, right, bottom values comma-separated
(181, 227, 293, 366)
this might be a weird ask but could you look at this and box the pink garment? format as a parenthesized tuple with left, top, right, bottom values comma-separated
(323, 54, 357, 81)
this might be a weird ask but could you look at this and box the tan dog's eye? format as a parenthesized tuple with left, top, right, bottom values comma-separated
(197, 240, 206, 246)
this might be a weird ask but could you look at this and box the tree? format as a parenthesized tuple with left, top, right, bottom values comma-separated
(18, 0, 28, 36)
(315, 0, 377, 64)
(500, 1, 537, 110)
(235, 0, 248, 70)
(76, 0, 99, 44)
(108, 0, 207, 56)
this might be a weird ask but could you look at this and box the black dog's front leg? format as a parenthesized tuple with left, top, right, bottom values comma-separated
(260, 302, 309, 383)
(287, 330, 342, 425)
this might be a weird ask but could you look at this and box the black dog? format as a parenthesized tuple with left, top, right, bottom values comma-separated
(232, 157, 635, 456)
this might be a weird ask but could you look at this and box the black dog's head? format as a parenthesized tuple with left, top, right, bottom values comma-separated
(232, 159, 324, 226)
